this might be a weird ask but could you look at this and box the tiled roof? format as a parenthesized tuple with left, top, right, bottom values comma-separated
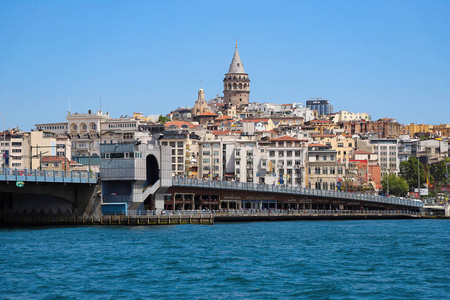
(308, 143, 331, 148)
(165, 121, 196, 128)
(271, 135, 302, 142)
(42, 156, 67, 162)
(311, 134, 336, 137)
(311, 120, 333, 124)
(354, 150, 373, 154)
(197, 112, 218, 117)
(243, 118, 270, 123)
(215, 115, 232, 121)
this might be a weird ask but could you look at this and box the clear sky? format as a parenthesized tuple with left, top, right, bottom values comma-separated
(1, 0, 449, 131)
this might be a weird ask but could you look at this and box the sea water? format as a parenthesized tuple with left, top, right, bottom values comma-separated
(1, 220, 449, 299)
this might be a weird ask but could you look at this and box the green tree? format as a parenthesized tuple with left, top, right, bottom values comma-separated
(430, 161, 447, 183)
(399, 157, 426, 190)
(158, 115, 170, 124)
(381, 173, 409, 196)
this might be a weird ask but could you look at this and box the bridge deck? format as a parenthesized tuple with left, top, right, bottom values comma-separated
(0, 168, 98, 184)
(173, 178, 423, 208)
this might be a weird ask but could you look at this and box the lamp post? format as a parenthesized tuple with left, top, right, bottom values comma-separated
(386, 168, 390, 196)
(0, 113, 5, 172)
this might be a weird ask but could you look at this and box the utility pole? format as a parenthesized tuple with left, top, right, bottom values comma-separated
(0, 112, 5, 172)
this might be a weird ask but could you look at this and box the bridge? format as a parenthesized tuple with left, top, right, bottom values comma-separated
(165, 178, 423, 212)
(0, 168, 100, 219)
(0, 168, 98, 184)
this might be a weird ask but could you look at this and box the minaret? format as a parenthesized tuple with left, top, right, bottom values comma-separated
(223, 41, 250, 107)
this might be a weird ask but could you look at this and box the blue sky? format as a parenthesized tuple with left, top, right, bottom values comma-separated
(0, 0, 449, 131)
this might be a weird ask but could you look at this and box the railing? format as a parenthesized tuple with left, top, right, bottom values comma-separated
(0, 168, 98, 184)
(128, 209, 420, 217)
(172, 178, 424, 208)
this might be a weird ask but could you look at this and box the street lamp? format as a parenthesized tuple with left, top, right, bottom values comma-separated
(0, 112, 5, 172)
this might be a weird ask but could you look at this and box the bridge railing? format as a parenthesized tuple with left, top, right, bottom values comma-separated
(129, 208, 420, 217)
(0, 168, 98, 184)
(172, 178, 424, 208)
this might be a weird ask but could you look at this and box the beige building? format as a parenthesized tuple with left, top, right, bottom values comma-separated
(433, 124, 450, 137)
(313, 134, 355, 163)
(160, 130, 200, 178)
(40, 156, 70, 171)
(306, 144, 343, 190)
(405, 123, 433, 136)
(0, 130, 59, 170)
(331, 110, 370, 123)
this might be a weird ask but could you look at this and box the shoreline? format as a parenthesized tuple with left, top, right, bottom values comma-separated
(1, 213, 448, 227)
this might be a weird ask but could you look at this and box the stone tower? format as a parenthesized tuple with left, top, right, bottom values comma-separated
(223, 42, 250, 107)
(192, 88, 209, 116)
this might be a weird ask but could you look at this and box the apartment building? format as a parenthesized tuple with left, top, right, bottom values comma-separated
(265, 136, 308, 187)
(160, 131, 200, 177)
(313, 134, 355, 163)
(306, 144, 341, 190)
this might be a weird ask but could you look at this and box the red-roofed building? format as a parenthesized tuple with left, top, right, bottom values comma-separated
(41, 156, 70, 171)
(195, 112, 218, 126)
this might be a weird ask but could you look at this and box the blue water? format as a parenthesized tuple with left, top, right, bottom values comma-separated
(1, 220, 449, 299)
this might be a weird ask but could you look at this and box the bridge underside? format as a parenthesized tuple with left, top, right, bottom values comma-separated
(165, 187, 421, 212)
(0, 181, 101, 217)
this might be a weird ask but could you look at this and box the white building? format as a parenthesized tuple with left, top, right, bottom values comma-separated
(265, 135, 308, 187)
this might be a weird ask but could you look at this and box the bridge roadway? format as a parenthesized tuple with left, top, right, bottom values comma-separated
(172, 178, 424, 210)
(0, 168, 98, 184)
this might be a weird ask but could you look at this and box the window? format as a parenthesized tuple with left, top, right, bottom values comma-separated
(123, 133, 133, 139)
(338, 143, 343, 147)
(295, 151, 301, 157)
(269, 151, 275, 157)
(177, 142, 183, 148)
(170, 142, 176, 147)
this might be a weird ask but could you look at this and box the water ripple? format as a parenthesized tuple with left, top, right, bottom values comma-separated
(1, 220, 449, 299)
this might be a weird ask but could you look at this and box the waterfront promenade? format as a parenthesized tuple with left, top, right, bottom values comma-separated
(1, 209, 428, 227)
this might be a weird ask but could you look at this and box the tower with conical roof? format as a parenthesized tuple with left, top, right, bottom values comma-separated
(223, 41, 250, 107)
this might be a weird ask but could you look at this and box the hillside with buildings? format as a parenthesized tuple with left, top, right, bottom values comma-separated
(1, 44, 449, 200)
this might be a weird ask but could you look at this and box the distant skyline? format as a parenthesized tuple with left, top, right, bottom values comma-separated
(1, 0, 449, 131)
